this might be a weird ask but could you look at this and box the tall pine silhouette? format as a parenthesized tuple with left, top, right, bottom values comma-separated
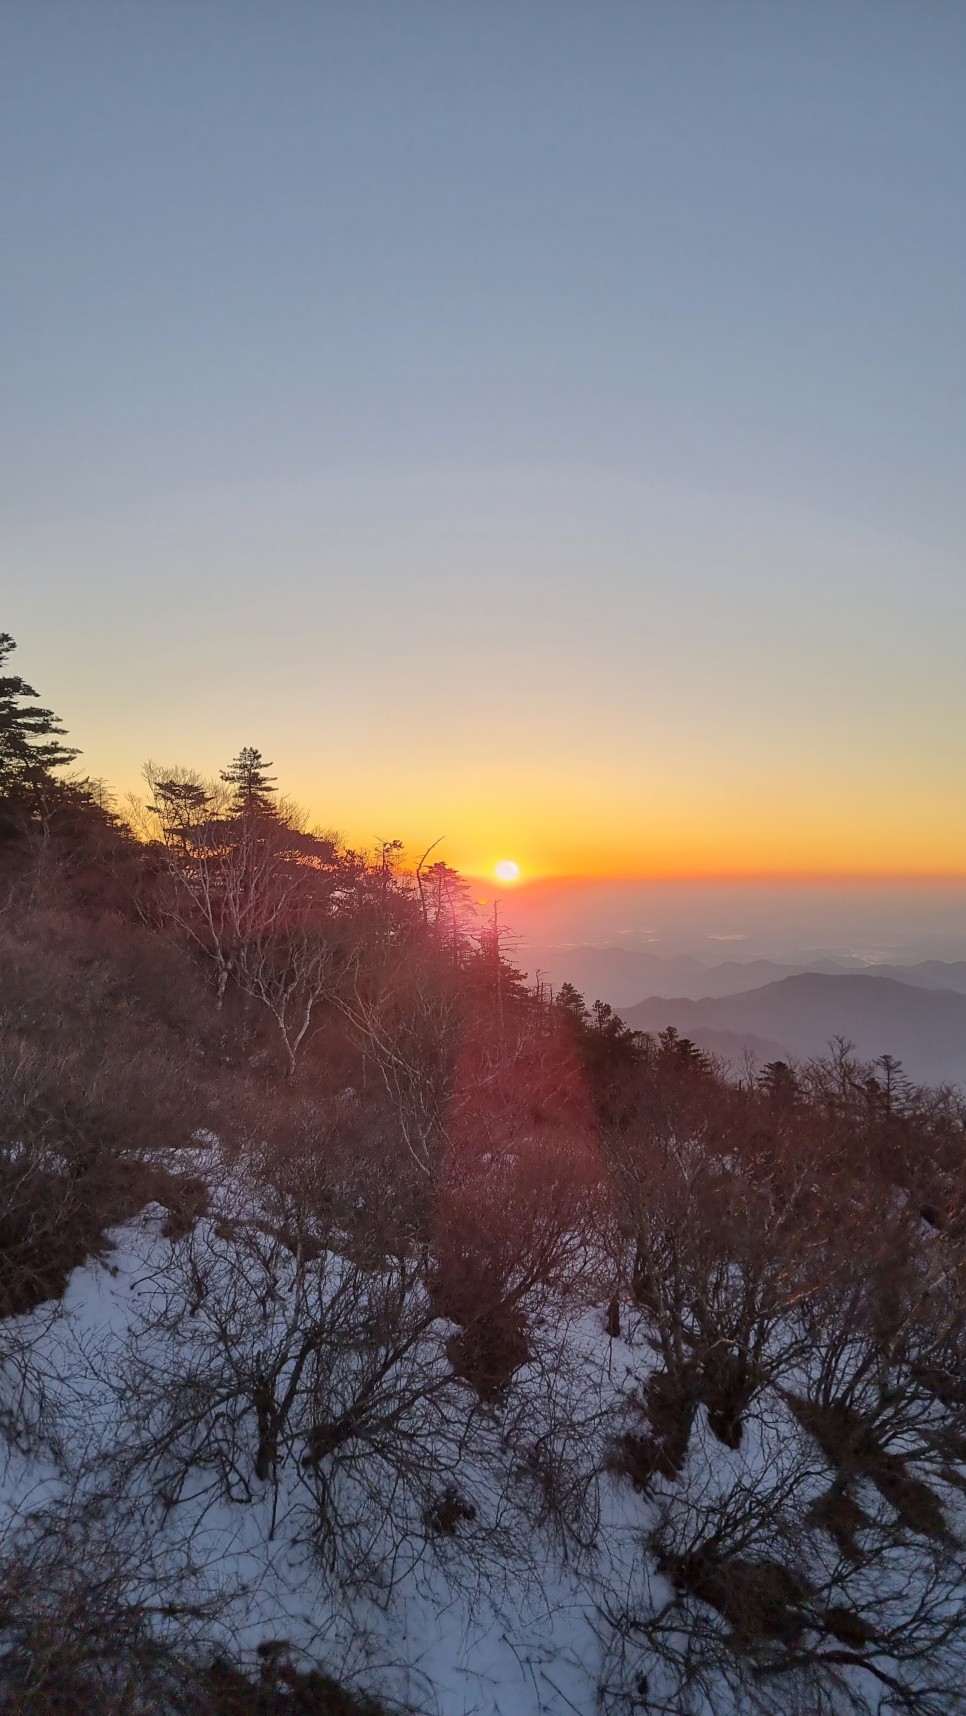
(219, 746, 278, 817)
(0, 632, 79, 807)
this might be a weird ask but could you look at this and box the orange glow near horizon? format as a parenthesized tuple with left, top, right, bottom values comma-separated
(110, 758, 966, 886)
(51, 708, 966, 889)
(290, 742, 966, 885)
(294, 776, 966, 887)
(402, 793, 966, 887)
(463, 865, 966, 889)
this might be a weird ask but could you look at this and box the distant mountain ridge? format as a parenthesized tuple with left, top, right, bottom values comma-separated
(619, 973, 966, 1088)
(869, 959, 966, 993)
(518, 942, 966, 1008)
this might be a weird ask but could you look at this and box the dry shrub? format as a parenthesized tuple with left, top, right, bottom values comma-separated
(607, 1366, 701, 1496)
(204, 1654, 391, 1715)
(606, 1430, 674, 1492)
(641, 1367, 698, 1471)
(0, 1143, 209, 1318)
(807, 1483, 870, 1561)
(158, 1174, 210, 1241)
(0, 909, 222, 1318)
(700, 1350, 759, 1449)
(0, 909, 214, 1151)
(431, 1124, 603, 1397)
(822, 1604, 878, 1647)
(872, 1461, 949, 1540)
(0, 1495, 223, 1716)
(421, 1482, 477, 1537)
(659, 1548, 812, 1646)
(789, 1395, 950, 1539)
(445, 1308, 531, 1401)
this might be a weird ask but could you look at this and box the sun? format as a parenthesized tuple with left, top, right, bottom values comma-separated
(494, 858, 521, 883)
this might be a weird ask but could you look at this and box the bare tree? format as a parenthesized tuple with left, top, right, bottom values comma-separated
(137, 766, 341, 1073)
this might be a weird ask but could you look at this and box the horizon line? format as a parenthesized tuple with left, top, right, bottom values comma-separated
(465, 869, 966, 887)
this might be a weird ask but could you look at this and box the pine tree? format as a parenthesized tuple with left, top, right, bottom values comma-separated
(759, 1059, 800, 1108)
(555, 981, 589, 1028)
(219, 746, 278, 817)
(0, 632, 79, 806)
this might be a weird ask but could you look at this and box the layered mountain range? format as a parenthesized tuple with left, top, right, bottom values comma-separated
(518, 945, 966, 1086)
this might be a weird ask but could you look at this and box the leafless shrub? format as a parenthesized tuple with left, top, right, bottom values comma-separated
(600, 1313, 966, 1715)
(0, 1486, 230, 1714)
(608, 1131, 828, 1467)
(104, 1174, 490, 1594)
(330, 936, 465, 1180)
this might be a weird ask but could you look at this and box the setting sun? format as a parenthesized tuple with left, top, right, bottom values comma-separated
(6, 8, 966, 1707)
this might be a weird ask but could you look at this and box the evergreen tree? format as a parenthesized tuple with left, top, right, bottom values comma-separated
(0, 632, 79, 809)
(148, 777, 212, 823)
(759, 1059, 800, 1108)
(145, 770, 213, 853)
(555, 981, 589, 1028)
(219, 746, 278, 816)
(657, 1024, 710, 1075)
(422, 860, 475, 954)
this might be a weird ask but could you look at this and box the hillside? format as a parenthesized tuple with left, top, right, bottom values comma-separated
(5, 1139, 966, 1716)
(4, 639, 966, 1713)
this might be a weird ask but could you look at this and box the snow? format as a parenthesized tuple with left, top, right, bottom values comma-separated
(1, 1146, 964, 1714)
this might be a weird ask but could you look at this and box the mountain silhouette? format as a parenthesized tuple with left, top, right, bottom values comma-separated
(518, 944, 859, 1006)
(620, 973, 966, 1086)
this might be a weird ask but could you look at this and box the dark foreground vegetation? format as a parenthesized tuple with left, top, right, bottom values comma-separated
(3, 631, 966, 1714)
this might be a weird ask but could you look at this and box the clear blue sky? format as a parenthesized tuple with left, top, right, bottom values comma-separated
(3, 2, 965, 878)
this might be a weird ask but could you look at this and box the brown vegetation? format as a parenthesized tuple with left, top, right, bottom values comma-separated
(4, 647, 966, 1714)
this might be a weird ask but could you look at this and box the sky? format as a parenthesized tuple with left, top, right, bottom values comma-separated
(3, 1, 966, 893)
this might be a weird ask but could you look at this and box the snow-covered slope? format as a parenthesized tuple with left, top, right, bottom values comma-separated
(2, 1145, 964, 1715)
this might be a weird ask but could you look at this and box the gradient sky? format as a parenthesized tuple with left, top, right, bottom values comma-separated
(3, 2, 965, 882)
